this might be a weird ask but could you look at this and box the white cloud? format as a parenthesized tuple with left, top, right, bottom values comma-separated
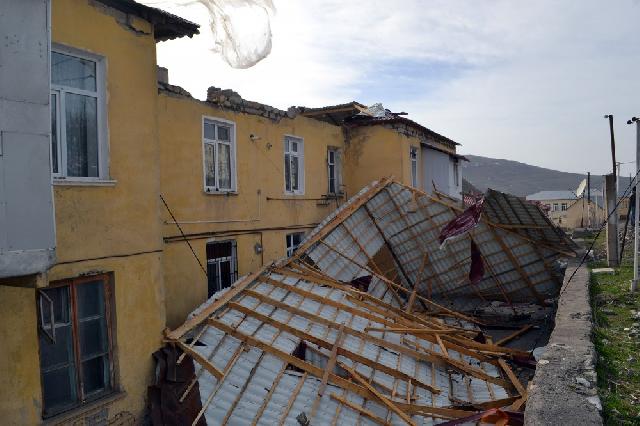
(144, 0, 640, 175)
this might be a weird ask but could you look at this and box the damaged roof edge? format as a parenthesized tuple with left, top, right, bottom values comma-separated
(299, 102, 461, 147)
(95, 0, 199, 41)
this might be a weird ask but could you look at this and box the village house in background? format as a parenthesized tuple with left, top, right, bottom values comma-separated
(526, 190, 579, 227)
(526, 187, 630, 231)
(0, 0, 466, 423)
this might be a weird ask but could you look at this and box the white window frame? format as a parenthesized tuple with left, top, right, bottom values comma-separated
(206, 239, 238, 296)
(286, 232, 305, 257)
(202, 116, 237, 194)
(410, 146, 418, 187)
(561, 203, 568, 211)
(50, 44, 109, 181)
(284, 135, 305, 195)
(453, 160, 460, 186)
(327, 147, 341, 195)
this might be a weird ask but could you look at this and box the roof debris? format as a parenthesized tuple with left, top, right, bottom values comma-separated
(160, 178, 576, 425)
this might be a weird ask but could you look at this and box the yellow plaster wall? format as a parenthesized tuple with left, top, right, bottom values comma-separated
(158, 93, 344, 326)
(0, 286, 42, 425)
(163, 233, 263, 327)
(344, 126, 421, 190)
(0, 0, 166, 423)
(52, 0, 163, 261)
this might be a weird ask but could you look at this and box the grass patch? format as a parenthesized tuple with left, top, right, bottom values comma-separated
(588, 232, 640, 424)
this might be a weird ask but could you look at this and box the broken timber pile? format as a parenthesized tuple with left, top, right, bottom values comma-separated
(160, 178, 576, 425)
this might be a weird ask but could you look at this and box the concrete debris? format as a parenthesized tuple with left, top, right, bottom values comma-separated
(591, 268, 615, 274)
(576, 377, 591, 388)
(532, 347, 547, 360)
(587, 396, 602, 411)
(205, 86, 291, 121)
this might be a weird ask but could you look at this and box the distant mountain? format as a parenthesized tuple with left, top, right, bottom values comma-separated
(461, 155, 631, 197)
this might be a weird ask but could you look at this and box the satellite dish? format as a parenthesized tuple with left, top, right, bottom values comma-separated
(576, 178, 587, 197)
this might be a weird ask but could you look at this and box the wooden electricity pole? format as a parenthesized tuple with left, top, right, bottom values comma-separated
(604, 115, 619, 266)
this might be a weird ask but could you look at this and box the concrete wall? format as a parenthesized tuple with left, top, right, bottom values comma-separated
(0, 0, 166, 422)
(564, 199, 605, 229)
(0, 0, 56, 278)
(157, 92, 346, 326)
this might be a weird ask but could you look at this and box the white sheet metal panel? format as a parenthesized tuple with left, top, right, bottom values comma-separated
(179, 264, 515, 426)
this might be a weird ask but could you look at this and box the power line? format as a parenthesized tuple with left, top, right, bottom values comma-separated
(160, 194, 208, 278)
(559, 166, 640, 297)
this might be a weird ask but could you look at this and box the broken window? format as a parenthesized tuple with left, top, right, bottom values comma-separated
(327, 147, 341, 194)
(51, 49, 105, 179)
(203, 118, 236, 192)
(284, 136, 304, 194)
(37, 274, 114, 417)
(206, 240, 238, 297)
(410, 147, 418, 187)
(286, 232, 305, 257)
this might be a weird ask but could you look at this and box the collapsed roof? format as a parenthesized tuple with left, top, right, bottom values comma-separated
(296, 179, 576, 311)
(160, 178, 576, 425)
(299, 103, 460, 150)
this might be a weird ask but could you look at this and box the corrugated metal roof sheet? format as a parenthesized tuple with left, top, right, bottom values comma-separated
(165, 179, 574, 425)
(169, 265, 523, 425)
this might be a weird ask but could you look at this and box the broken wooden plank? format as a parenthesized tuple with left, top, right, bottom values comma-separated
(308, 324, 345, 422)
(224, 302, 441, 394)
(435, 334, 449, 358)
(338, 361, 417, 426)
(278, 372, 308, 425)
(330, 393, 390, 426)
(496, 324, 533, 346)
(498, 358, 527, 396)
(167, 266, 268, 340)
(364, 327, 464, 335)
(175, 341, 223, 380)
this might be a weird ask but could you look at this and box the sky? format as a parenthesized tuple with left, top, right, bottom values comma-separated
(143, 0, 640, 176)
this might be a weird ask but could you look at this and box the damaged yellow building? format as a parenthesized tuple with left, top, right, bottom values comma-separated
(0, 0, 467, 423)
(0, 0, 198, 423)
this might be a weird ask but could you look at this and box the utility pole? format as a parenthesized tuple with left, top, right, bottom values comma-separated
(604, 115, 619, 266)
(587, 172, 591, 228)
(628, 117, 639, 292)
(605, 115, 617, 182)
(605, 173, 619, 266)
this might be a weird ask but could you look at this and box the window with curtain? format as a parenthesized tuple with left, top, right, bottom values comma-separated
(203, 118, 236, 192)
(51, 50, 104, 178)
(37, 275, 114, 417)
(284, 136, 304, 194)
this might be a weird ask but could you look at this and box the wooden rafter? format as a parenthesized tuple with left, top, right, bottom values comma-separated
(224, 302, 442, 394)
(338, 361, 417, 426)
